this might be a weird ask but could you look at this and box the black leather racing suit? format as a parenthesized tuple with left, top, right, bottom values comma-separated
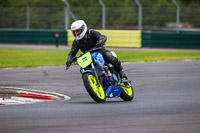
(67, 29, 123, 73)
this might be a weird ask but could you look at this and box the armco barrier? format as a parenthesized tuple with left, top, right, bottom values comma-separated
(142, 31, 200, 49)
(2, 29, 199, 49)
(68, 30, 142, 48)
(0, 29, 67, 45)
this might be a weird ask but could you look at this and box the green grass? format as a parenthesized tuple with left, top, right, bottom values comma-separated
(115, 51, 200, 62)
(0, 49, 200, 68)
(0, 49, 69, 68)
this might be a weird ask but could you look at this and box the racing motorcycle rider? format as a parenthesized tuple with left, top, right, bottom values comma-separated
(66, 20, 126, 79)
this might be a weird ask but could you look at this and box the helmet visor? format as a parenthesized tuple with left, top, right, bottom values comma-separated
(73, 29, 82, 36)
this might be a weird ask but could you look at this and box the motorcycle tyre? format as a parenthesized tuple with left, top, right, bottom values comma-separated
(120, 82, 134, 101)
(82, 73, 106, 103)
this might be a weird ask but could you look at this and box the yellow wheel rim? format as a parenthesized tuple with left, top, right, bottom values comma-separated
(88, 75, 105, 99)
(121, 83, 133, 96)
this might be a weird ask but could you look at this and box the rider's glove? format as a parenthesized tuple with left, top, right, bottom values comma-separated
(96, 40, 104, 48)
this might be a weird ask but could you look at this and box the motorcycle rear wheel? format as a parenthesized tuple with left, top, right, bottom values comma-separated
(82, 73, 106, 103)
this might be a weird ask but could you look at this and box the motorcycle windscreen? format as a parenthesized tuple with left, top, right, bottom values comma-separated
(77, 52, 92, 68)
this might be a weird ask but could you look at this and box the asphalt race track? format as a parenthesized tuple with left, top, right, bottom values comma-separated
(0, 60, 200, 133)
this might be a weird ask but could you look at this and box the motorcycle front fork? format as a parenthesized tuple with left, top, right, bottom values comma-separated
(91, 62, 101, 87)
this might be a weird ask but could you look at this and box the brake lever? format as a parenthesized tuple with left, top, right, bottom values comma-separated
(66, 57, 77, 70)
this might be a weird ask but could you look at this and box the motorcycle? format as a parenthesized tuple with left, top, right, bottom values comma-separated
(66, 47, 134, 103)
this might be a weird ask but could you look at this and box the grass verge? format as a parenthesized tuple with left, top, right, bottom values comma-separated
(0, 49, 200, 68)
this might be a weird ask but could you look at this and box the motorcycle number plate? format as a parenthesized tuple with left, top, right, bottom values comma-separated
(77, 52, 92, 68)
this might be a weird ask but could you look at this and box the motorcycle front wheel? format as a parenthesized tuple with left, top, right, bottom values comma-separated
(82, 73, 106, 103)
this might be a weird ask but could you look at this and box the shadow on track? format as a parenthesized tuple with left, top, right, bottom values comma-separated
(73, 99, 135, 104)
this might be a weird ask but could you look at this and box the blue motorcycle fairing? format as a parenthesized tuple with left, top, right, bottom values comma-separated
(91, 52, 106, 71)
(106, 85, 122, 98)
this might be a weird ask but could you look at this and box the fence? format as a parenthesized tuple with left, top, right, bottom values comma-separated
(0, 7, 65, 29)
(0, 1, 200, 49)
(0, 6, 200, 30)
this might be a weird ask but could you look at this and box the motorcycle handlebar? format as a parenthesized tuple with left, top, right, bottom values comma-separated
(66, 46, 103, 70)
(87, 46, 103, 53)
(75, 47, 102, 59)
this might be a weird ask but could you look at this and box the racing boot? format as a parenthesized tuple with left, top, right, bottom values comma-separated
(113, 59, 127, 80)
(110, 57, 127, 80)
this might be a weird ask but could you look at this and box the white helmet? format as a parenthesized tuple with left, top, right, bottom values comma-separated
(71, 20, 87, 41)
